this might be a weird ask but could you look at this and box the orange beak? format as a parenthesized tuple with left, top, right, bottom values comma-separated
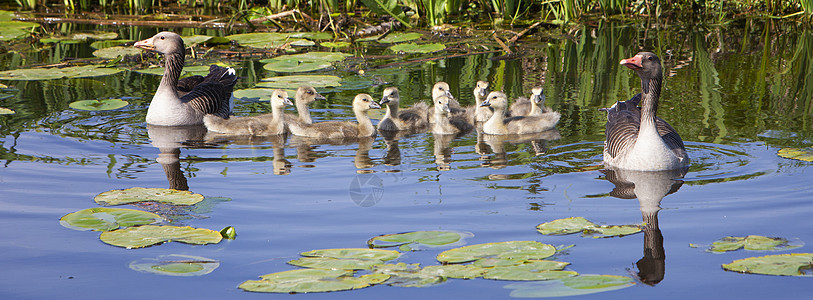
(620, 54, 643, 70)
(134, 36, 155, 51)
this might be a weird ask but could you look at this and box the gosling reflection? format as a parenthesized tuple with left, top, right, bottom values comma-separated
(205, 132, 292, 175)
(147, 124, 207, 190)
(477, 129, 561, 169)
(602, 167, 687, 286)
(290, 135, 375, 171)
(433, 133, 463, 171)
(382, 136, 401, 166)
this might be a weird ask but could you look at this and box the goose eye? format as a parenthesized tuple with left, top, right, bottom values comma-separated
(647, 56, 653, 61)
(160, 36, 165, 40)
(307, 91, 313, 95)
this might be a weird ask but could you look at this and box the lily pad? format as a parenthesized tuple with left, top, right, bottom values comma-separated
(0, 107, 14, 114)
(722, 253, 813, 276)
(320, 41, 351, 48)
(93, 46, 141, 59)
(257, 75, 342, 89)
(377, 32, 423, 44)
(289, 32, 334, 40)
(301, 248, 400, 261)
(99, 225, 222, 249)
(707, 235, 801, 253)
(94, 187, 204, 206)
(0, 21, 39, 41)
(70, 32, 119, 40)
(133, 65, 213, 77)
(483, 260, 574, 281)
(226, 32, 312, 48)
(233, 88, 296, 101)
(505, 275, 636, 297)
(0, 65, 125, 81)
(371, 263, 445, 287)
(60, 207, 163, 231)
(421, 264, 486, 279)
(437, 241, 557, 264)
(389, 43, 446, 54)
(61, 65, 126, 78)
(368, 230, 472, 251)
(69, 99, 129, 111)
(90, 39, 134, 49)
(239, 269, 389, 293)
(288, 257, 384, 270)
(129, 254, 219, 276)
(778, 147, 813, 162)
(536, 217, 642, 238)
(263, 59, 333, 73)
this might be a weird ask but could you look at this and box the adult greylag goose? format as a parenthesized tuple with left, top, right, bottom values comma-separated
(481, 91, 558, 135)
(433, 95, 473, 134)
(471, 81, 492, 123)
(288, 93, 380, 138)
(203, 89, 292, 136)
(378, 87, 430, 132)
(283, 86, 325, 126)
(603, 52, 688, 171)
(135, 31, 237, 126)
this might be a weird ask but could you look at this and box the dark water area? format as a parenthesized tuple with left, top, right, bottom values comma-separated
(0, 19, 812, 299)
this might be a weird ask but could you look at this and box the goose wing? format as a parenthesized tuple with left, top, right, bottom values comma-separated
(603, 99, 641, 159)
(177, 75, 204, 97)
(655, 117, 687, 159)
(181, 65, 237, 118)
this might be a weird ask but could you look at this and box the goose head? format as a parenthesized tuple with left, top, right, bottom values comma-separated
(296, 85, 325, 104)
(134, 31, 184, 55)
(432, 82, 455, 101)
(530, 87, 545, 104)
(621, 52, 662, 80)
(434, 95, 452, 115)
(353, 94, 381, 112)
(474, 81, 489, 98)
(270, 89, 293, 109)
(379, 87, 400, 106)
(479, 91, 508, 110)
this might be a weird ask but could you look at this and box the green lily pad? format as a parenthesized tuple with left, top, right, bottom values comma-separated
(483, 260, 574, 281)
(257, 75, 342, 89)
(182, 35, 213, 46)
(60, 207, 163, 231)
(90, 39, 134, 49)
(437, 241, 557, 264)
(226, 32, 310, 48)
(320, 41, 351, 48)
(377, 32, 423, 44)
(389, 43, 446, 54)
(288, 257, 384, 270)
(220, 226, 236, 239)
(0, 107, 14, 114)
(0, 21, 39, 41)
(129, 254, 219, 276)
(536, 217, 642, 238)
(61, 65, 126, 78)
(69, 99, 129, 111)
(0, 65, 125, 81)
(368, 230, 472, 251)
(778, 147, 813, 162)
(707, 235, 801, 253)
(0, 10, 16, 21)
(93, 46, 141, 59)
(70, 32, 119, 40)
(722, 253, 813, 276)
(289, 32, 334, 40)
(233, 88, 296, 101)
(239, 269, 389, 293)
(263, 59, 333, 73)
(421, 264, 486, 279)
(371, 263, 445, 287)
(505, 275, 636, 297)
(99, 225, 222, 249)
(94, 187, 204, 206)
(301, 248, 400, 261)
(133, 65, 214, 77)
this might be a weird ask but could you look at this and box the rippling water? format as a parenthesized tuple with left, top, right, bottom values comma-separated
(1, 20, 812, 299)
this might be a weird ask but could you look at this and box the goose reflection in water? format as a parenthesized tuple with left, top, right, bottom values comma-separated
(147, 124, 208, 190)
(601, 167, 687, 285)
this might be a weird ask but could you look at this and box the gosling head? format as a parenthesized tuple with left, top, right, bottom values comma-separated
(379, 87, 400, 106)
(353, 93, 381, 111)
(432, 81, 455, 101)
(530, 87, 545, 104)
(134, 31, 184, 55)
(474, 81, 489, 98)
(434, 95, 452, 115)
(620, 52, 662, 81)
(270, 89, 293, 108)
(480, 91, 508, 110)
(296, 85, 325, 104)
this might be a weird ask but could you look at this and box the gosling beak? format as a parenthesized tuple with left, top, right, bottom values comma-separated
(620, 54, 643, 70)
(283, 98, 293, 106)
(134, 36, 155, 51)
(443, 105, 451, 113)
(478, 89, 488, 97)
(480, 99, 491, 107)
(445, 90, 455, 100)
(532, 94, 545, 104)
(379, 96, 390, 105)
(314, 93, 326, 100)
(370, 102, 381, 109)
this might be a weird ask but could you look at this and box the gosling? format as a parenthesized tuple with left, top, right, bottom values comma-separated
(203, 89, 292, 136)
(378, 87, 431, 132)
(433, 95, 473, 135)
(288, 93, 381, 139)
(283, 85, 326, 126)
(471, 80, 492, 123)
(481, 91, 559, 135)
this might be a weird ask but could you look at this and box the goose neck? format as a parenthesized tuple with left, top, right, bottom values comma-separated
(296, 100, 312, 124)
(355, 109, 375, 136)
(158, 51, 184, 96)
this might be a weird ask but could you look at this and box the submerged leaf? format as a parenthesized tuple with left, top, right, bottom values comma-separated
(368, 230, 471, 251)
(99, 225, 222, 249)
(95, 187, 204, 206)
(69, 99, 129, 111)
(60, 207, 163, 231)
(722, 253, 813, 276)
(389, 43, 446, 54)
(483, 261, 574, 281)
(239, 269, 389, 293)
(777, 147, 813, 162)
(505, 275, 635, 297)
(437, 241, 556, 264)
(129, 254, 219, 276)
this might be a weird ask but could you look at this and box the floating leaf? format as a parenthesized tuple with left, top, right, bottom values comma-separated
(257, 75, 342, 89)
(263, 59, 333, 73)
(371, 263, 445, 287)
(99, 225, 222, 249)
(389, 43, 446, 54)
(368, 230, 472, 251)
(133, 65, 213, 77)
(0, 68, 66, 80)
(94, 187, 204, 206)
(93, 46, 141, 59)
(233, 88, 296, 101)
(0, 107, 14, 114)
(320, 41, 351, 48)
(60, 207, 163, 231)
(289, 32, 334, 40)
(90, 39, 134, 49)
(505, 275, 636, 297)
(377, 32, 423, 43)
(483, 260, 573, 281)
(239, 269, 389, 293)
(182, 35, 214, 46)
(778, 147, 813, 162)
(129, 254, 219, 276)
(220, 226, 236, 239)
(437, 241, 556, 264)
(288, 257, 384, 270)
(61, 65, 126, 78)
(421, 264, 486, 279)
(70, 32, 118, 40)
(0, 21, 39, 41)
(536, 217, 642, 238)
(301, 248, 400, 261)
(722, 253, 813, 276)
(706, 235, 801, 253)
(226, 32, 312, 48)
(69, 99, 129, 111)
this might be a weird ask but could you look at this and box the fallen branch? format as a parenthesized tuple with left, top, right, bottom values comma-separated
(507, 21, 543, 44)
(249, 9, 298, 24)
(493, 33, 511, 53)
(371, 50, 501, 69)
